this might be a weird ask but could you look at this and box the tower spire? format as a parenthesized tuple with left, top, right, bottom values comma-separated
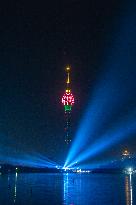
(66, 66, 70, 85)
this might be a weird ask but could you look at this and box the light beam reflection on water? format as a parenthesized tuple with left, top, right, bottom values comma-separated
(125, 174, 133, 205)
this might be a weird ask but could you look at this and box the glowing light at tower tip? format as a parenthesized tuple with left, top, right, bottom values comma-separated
(66, 67, 70, 71)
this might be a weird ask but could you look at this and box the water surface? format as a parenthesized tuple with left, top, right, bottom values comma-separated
(0, 172, 135, 205)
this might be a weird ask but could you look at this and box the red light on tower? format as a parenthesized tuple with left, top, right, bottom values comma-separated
(61, 67, 75, 144)
(62, 91, 74, 106)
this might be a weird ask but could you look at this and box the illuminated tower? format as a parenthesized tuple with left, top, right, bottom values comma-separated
(62, 67, 75, 144)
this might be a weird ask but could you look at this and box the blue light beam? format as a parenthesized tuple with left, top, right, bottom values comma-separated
(68, 114, 136, 168)
(65, 3, 136, 168)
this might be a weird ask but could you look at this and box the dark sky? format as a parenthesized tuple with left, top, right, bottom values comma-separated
(0, 0, 135, 164)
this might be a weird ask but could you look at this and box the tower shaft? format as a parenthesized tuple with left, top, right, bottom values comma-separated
(65, 110, 71, 144)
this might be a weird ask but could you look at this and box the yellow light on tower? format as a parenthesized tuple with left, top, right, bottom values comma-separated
(66, 67, 70, 84)
(66, 89, 71, 93)
(66, 67, 70, 72)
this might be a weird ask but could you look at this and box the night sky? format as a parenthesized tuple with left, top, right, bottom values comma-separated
(0, 0, 136, 164)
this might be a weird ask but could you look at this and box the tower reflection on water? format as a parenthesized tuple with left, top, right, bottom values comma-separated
(63, 173, 82, 205)
(125, 174, 133, 205)
(63, 173, 69, 204)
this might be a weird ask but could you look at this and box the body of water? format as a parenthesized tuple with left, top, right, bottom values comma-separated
(0, 172, 135, 205)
